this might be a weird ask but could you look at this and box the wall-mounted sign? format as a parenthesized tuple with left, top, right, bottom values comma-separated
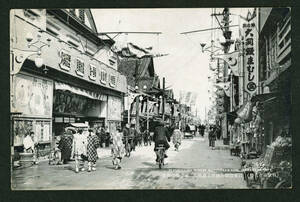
(59, 50, 71, 71)
(75, 58, 85, 77)
(243, 19, 258, 96)
(12, 74, 53, 118)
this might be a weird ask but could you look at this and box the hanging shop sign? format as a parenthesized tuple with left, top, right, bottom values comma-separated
(12, 73, 53, 118)
(243, 19, 258, 96)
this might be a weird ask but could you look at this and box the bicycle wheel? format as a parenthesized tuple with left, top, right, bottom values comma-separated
(159, 159, 162, 169)
(127, 144, 131, 157)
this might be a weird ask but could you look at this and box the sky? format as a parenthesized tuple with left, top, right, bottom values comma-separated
(92, 8, 249, 121)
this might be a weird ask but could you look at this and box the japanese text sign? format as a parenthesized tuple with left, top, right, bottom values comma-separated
(243, 21, 258, 95)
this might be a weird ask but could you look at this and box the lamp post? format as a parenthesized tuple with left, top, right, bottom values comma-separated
(143, 85, 149, 133)
(11, 30, 51, 76)
(135, 85, 140, 132)
(10, 29, 51, 112)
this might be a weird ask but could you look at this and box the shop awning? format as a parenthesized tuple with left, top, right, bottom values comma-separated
(251, 93, 278, 103)
(54, 82, 107, 101)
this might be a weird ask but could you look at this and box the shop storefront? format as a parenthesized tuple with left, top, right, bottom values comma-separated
(10, 11, 127, 163)
(52, 81, 108, 137)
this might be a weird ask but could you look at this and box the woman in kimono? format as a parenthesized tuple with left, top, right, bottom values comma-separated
(86, 128, 100, 172)
(72, 129, 88, 173)
(58, 128, 74, 164)
(111, 125, 125, 170)
(172, 126, 182, 151)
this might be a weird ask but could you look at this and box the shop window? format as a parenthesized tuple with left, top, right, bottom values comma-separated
(23, 9, 40, 20)
(76, 58, 85, 77)
(100, 70, 107, 84)
(89, 64, 96, 80)
(109, 75, 116, 87)
(59, 50, 71, 71)
(69, 9, 76, 16)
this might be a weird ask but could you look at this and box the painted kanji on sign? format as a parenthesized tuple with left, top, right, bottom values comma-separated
(243, 20, 258, 96)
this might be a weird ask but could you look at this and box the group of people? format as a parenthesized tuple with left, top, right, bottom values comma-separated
(57, 125, 126, 172)
(23, 120, 183, 172)
(58, 127, 101, 172)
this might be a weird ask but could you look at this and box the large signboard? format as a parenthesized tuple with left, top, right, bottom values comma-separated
(12, 73, 53, 118)
(107, 96, 122, 121)
(13, 118, 52, 146)
(243, 18, 258, 96)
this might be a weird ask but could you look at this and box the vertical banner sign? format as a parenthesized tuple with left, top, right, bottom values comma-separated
(243, 18, 258, 96)
(185, 92, 192, 105)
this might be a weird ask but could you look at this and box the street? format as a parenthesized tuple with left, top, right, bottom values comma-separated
(12, 134, 247, 190)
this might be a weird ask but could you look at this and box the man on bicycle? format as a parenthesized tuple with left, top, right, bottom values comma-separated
(153, 120, 171, 162)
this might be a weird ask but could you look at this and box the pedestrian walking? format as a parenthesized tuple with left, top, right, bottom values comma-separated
(172, 126, 182, 151)
(23, 131, 38, 164)
(100, 126, 106, 148)
(87, 128, 100, 172)
(58, 128, 74, 164)
(129, 125, 136, 151)
(72, 129, 88, 173)
(105, 126, 111, 147)
(111, 125, 125, 170)
(208, 126, 217, 149)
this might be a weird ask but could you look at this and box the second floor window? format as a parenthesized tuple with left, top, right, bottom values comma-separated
(79, 9, 85, 23)
(76, 58, 84, 76)
(110, 75, 116, 87)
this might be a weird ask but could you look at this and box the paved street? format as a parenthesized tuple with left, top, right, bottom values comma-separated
(12, 134, 247, 190)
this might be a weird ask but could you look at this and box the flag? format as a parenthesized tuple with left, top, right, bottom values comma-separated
(224, 83, 231, 97)
(185, 92, 192, 104)
(128, 91, 139, 106)
(236, 100, 255, 122)
(147, 101, 156, 114)
(190, 92, 198, 106)
(222, 51, 240, 76)
(214, 82, 231, 91)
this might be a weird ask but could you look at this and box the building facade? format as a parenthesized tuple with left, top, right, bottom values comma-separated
(258, 8, 291, 148)
(10, 9, 127, 160)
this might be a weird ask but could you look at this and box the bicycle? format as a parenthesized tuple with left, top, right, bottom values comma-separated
(156, 144, 165, 169)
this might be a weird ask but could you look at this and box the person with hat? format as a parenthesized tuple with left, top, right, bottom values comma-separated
(72, 129, 88, 173)
(153, 120, 171, 162)
(86, 128, 100, 172)
(111, 125, 125, 170)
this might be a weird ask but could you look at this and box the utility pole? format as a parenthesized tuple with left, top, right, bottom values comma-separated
(135, 61, 140, 133)
(146, 96, 149, 132)
(162, 77, 165, 121)
(222, 8, 233, 145)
